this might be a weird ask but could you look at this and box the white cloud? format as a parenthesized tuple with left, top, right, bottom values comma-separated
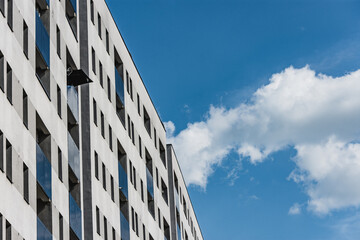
(166, 65, 360, 214)
(289, 203, 302, 215)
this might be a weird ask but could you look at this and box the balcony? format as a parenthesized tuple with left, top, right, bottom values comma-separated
(37, 217, 52, 240)
(67, 86, 79, 122)
(68, 132, 80, 180)
(118, 162, 128, 199)
(36, 143, 52, 199)
(146, 168, 154, 198)
(35, 12, 50, 67)
(69, 194, 82, 240)
(120, 211, 130, 240)
(115, 67, 124, 104)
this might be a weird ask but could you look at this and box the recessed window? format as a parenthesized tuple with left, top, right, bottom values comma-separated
(23, 163, 29, 203)
(6, 139, 12, 182)
(6, 64, 12, 104)
(0, 51, 4, 92)
(0, 131, 3, 172)
(94, 151, 99, 180)
(56, 26, 61, 58)
(0, 0, 4, 15)
(90, 0, 94, 24)
(154, 128, 157, 149)
(127, 115, 131, 138)
(58, 148, 62, 181)
(98, 13, 102, 38)
(138, 136, 142, 158)
(92, 48, 96, 74)
(96, 206, 100, 235)
(107, 77, 111, 102)
(106, 29, 109, 53)
(101, 111, 104, 138)
(140, 179, 144, 202)
(109, 126, 112, 151)
(99, 61, 103, 87)
(104, 216, 108, 240)
(132, 166, 137, 190)
(23, 90, 28, 128)
(93, 99, 97, 126)
(143, 107, 151, 137)
(110, 175, 114, 201)
(7, 0, 13, 30)
(6, 220, 11, 240)
(102, 162, 106, 190)
(59, 214, 64, 240)
(131, 122, 135, 145)
(57, 86, 61, 118)
(23, 21, 29, 58)
(137, 94, 140, 115)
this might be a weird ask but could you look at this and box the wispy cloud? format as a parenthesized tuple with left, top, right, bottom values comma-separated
(289, 203, 302, 215)
(166, 66, 360, 214)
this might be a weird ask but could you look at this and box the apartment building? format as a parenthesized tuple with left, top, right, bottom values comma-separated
(0, 0, 203, 240)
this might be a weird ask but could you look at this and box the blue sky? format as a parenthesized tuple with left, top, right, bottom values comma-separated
(107, 1, 360, 239)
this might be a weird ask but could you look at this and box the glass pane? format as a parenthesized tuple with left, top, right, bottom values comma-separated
(36, 143, 52, 199)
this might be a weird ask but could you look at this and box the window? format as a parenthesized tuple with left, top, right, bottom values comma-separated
(57, 86, 61, 118)
(159, 140, 166, 168)
(56, 26, 61, 58)
(96, 207, 100, 235)
(137, 94, 140, 115)
(154, 129, 157, 149)
(65, 0, 77, 37)
(131, 122, 135, 145)
(7, 0, 13, 30)
(161, 178, 168, 204)
(0, 214, 2, 240)
(158, 208, 161, 228)
(59, 214, 64, 240)
(92, 48, 96, 74)
(131, 207, 135, 231)
(95, 151, 99, 180)
(106, 30, 109, 53)
(156, 168, 159, 188)
(135, 213, 139, 236)
(104, 217, 108, 240)
(98, 13, 102, 38)
(6, 140, 12, 182)
(6, 64, 12, 104)
(132, 166, 137, 190)
(0, 52, 4, 92)
(109, 126, 112, 151)
(110, 175, 114, 201)
(142, 224, 146, 240)
(90, 0, 94, 24)
(129, 160, 133, 184)
(23, 21, 29, 58)
(112, 227, 115, 240)
(58, 148, 62, 181)
(0, 131, 3, 172)
(138, 136, 142, 158)
(130, 79, 133, 100)
(126, 72, 130, 94)
(102, 163, 106, 190)
(0, 0, 4, 15)
(107, 77, 111, 101)
(101, 111, 104, 138)
(6, 220, 11, 240)
(127, 115, 131, 138)
(140, 179, 144, 202)
(23, 90, 28, 128)
(99, 61, 103, 87)
(23, 163, 29, 203)
(93, 99, 97, 126)
(143, 107, 151, 137)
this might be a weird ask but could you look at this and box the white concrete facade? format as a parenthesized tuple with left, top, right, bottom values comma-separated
(0, 0, 204, 240)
